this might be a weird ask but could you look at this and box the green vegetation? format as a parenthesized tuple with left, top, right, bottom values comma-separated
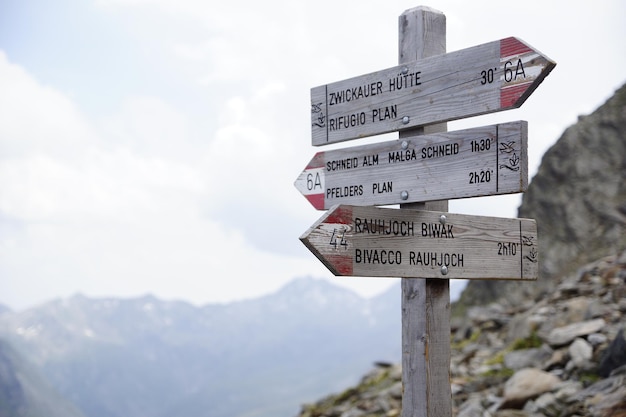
(480, 367, 515, 379)
(510, 332, 542, 350)
(484, 351, 505, 366)
(479, 332, 547, 379)
(451, 328, 481, 350)
(579, 371, 601, 386)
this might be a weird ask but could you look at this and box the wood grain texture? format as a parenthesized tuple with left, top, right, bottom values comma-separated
(295, 121, 528, 209)
(299, 204, 539, 280)
(310, 35, 554, 145)
(399, 7, 451, 417)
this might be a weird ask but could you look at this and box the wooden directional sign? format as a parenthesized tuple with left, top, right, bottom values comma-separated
(296, 121, 527, 210)
(300, 205, 538, 280)
(311, 37, 555, 146)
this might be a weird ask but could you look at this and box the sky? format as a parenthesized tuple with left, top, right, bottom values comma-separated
(1, 0, 625, 311)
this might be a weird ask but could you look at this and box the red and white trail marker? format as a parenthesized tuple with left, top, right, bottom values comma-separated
(311, 37, 555, 146)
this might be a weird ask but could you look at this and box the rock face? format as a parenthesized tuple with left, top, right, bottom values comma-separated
(295, 84, 626, 417)
(456, 83, 626, 310)
(521, 82, 626, 295)
(296, 252, 626, 417)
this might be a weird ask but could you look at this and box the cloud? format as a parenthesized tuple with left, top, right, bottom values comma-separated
(0, 51, 322, 309)
(0, 52, 95, 160)
(2, 0, 625, 311)
(0, 56, 200, 222)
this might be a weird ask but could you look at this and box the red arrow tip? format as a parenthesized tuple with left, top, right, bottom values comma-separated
(305, 193, 325, 210)
(499, 37, 556, 108)
(500, 37, 533, 57)
(324, 204, 353, 225)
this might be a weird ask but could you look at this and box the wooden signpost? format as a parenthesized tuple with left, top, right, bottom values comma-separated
(300, 204, 539, 280)
(397, 9, 451, 417)
(311, 36, 555, 145)
(295, 121, 528, 209)
(296, 5, 554, 417)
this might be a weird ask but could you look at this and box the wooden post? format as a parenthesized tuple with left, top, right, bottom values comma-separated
(399, 7, 452, 417)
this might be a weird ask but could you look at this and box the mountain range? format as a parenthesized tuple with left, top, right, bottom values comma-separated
(0, 277, 401, 417)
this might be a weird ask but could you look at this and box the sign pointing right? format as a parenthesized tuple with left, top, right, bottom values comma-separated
(311, 37, 556, 145)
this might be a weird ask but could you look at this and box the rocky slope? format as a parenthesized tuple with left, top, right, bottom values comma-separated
(295, 251, 626, 417)
(294, 84, 626, 417)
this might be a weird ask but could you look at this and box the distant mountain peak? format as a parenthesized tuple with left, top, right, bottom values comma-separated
(277, 276, 361, 297)
(262, 277, 365, 312)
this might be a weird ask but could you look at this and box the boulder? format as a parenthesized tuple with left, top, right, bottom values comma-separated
(546, 318, 605, 347)
(501, 368, 561, 409)
(598, 328, 626, 377)
(504, 346, 552, 370)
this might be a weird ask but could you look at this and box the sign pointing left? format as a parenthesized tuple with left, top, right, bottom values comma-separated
(295, 121, 528, 210)
(300, 205, 538, 280)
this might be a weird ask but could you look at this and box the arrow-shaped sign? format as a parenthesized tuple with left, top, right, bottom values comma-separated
(296, 121, 527, 210)
(311, 37, 555, 146)
(300, 205, 538, 280)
